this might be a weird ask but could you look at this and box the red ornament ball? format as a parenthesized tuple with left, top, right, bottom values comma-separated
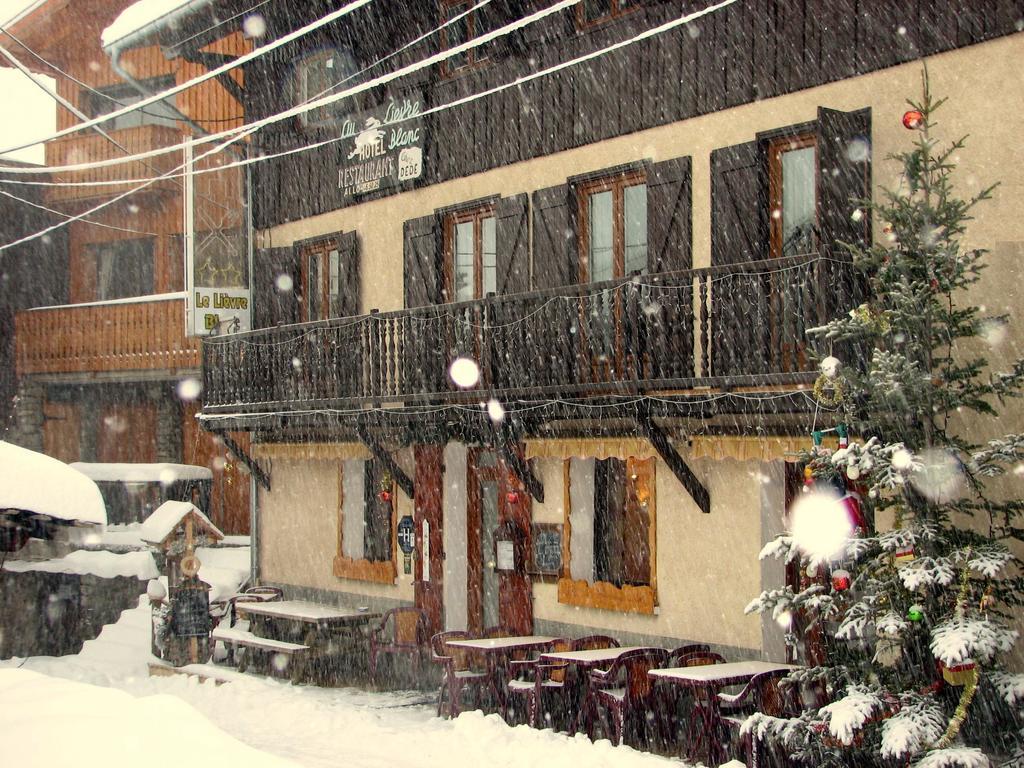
(832, 569, 852, 591)
(378, 489, 392, 503)
(902, 110, 924, 130)
(506, 490, 521, 505)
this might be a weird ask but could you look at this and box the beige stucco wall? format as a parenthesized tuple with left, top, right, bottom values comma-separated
(259, 454, 415, 602)
(530, 455, 768, 652)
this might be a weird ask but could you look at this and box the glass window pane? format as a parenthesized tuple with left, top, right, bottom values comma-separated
(328, 249, 340, 316)
(481, 215, 496, 296)
(307, 252, 321, 319)
(623, 183, 647, 275)
(446, 4, 470, 70)
(583, 0, 612, 22)
(588, 190, 614, 282)
(781, 146, 816, 256)
(454, 220, 474, 301)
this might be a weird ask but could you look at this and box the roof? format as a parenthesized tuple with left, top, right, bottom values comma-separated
(101, 0, 202, 50)
(70, 462, 213, 482)
(0, 441, 106, 526)
(140, 500, 223, 546)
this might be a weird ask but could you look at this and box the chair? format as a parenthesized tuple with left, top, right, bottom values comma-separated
(430, 631, 489, 718)
(719, 671, 801, 767)
(573, 634, 621, 651)
(587, 647, 670, 748)
(369, 607, 427, 686)
(505, 637, 570, 728)
(666, 644, 711, 666)
(665, 651, 726, 754)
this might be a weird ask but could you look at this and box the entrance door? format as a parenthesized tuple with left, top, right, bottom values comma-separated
(467, 449, 501, 634)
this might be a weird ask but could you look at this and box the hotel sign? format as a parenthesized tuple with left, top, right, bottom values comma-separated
(337, 93, 424, 197)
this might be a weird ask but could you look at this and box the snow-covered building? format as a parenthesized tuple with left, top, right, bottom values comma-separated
(2, 0, 251, 534)
(164, 1, 1020, 659)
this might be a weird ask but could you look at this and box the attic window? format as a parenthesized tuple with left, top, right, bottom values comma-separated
(295, 48, 359, 128)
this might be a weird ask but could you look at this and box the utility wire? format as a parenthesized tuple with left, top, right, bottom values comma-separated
(0, 187, 159, 237)
(0, 0, 376, 156)
(0, 0, 580, 174)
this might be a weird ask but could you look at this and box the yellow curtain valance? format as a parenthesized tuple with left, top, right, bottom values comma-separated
(525, 438, 658, 460)
(526, 435, 837, 463)
(251, 442, 371, 460)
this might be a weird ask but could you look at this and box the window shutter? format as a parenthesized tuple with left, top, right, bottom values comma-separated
(495, 193, 529, 294)
(531, 184, 577, 288)
(710, 141, 766, 377)
(333, 230, 361, 318)
(710, 140, 766, 265)
(646, 156, 692, 273)
(402, 213, 443, 308)
(623, 457, 653, 586)
(251, 246, 299, 328)
(817, 107, 871, 255)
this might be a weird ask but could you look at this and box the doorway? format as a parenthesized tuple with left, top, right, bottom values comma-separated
(467, 448, 501, 634)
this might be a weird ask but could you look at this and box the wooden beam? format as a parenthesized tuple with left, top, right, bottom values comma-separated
(356, 422, 415, 499)
(179, 50, 245, 104)
(494, 424, 544, 503)
(635, 407, 710, 514)
(219, 433, 270, 491)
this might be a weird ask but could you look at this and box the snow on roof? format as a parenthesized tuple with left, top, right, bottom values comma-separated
(0, 441, 106, 526)
(2, 550, 158, 580)
(140, 500, 223, 545)
(71, 462, 213, 483)
(101, 0, 201, 49)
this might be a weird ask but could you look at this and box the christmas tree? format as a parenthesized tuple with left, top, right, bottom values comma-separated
(745, 71, 1024, 768)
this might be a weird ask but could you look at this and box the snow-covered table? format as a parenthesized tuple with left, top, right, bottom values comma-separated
(446, 636, 562, 716)
(649, 660, 800, 764)
(234, 600, 380, 683)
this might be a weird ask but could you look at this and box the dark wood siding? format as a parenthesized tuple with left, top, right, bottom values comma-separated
(495, 193, 530, 294)
(249, 1, 1020, 229)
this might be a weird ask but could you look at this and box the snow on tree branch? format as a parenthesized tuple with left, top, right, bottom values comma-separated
(989, 672, 1024, 707)
(913, 746, 992, 768)
(929, 616, 1018, 666)
(971, 435, 1024, 478)
(881, 697, 946, 760)
(819, 686, 885, 746)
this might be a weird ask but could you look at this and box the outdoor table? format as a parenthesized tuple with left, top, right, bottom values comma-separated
(446, 635, 561, 715)
(649, 660, 800, 765)
(236, 600, 381, 681)
(538, 645, 661, 735)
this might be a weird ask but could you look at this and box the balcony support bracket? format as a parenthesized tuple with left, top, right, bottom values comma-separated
(635, 406, 710, 514)
(179, 50, 245, 105)
(494, 423, 544, 504)
(356, 422, 415, 499)
(219, 433, 270, 491)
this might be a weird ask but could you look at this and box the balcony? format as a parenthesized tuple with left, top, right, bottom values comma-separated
(202, 255, 860, 415)
(44, 125, 182, 204)
(15, 294, 200, 376)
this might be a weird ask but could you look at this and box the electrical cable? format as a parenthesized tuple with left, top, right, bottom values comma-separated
(0, 0, 376, 156)
(0, 0, 580, 174)
(0, 0, 735, 190)
(0, 187, 160, 237)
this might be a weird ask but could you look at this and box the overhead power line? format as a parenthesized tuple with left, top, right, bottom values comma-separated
(0, 0, 376, 156)
(0, 0, 581, 175)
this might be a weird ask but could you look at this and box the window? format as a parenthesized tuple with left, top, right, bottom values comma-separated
(561, 455, 656, 613)
(84, 77, 179, 131)
(335, 458, 395, 583)
(88, 238, 154, 300)
(578, 171, 647, 283)
(578, 0, 637, 27)
(294, 48, 359, 127)
(445, 204, 496, 301)
(768, 134, 817, 258)
(300, 239, 342, 321)
(440, 0, 488, 77)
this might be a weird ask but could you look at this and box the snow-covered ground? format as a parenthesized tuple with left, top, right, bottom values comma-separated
(0, 599, 692, 768)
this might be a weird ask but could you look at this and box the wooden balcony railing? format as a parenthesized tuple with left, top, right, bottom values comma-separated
(202, 254, 860, 413)
(15, 294, 200, 376)
(44, 125, 182, 204)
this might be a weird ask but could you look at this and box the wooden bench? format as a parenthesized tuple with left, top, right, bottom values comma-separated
(212, 624, 310, 682)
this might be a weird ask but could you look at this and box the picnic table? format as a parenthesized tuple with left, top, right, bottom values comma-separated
(233, 600, 380, 682)
(649, 660, 800, 764)
(446, 635, 561, 714)
(538, 645, 661, 735)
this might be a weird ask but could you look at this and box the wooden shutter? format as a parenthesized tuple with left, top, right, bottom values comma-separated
(623, 456, 653, 586)
(364, 460, 392, 563)
(402, 213, 443, 308)
(710, 140, 767, 265)
(531, 184, 577, 288)
(495, 193, 529, 294)
(710, 141, 766, 376)
(817, 107, 872, 256)
(646, 156, 692, 273)
(333, 230, 361, 318)
(251, 246, 298, 328)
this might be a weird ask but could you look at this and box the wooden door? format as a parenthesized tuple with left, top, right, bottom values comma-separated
(182, 403, 250, 535)
(43, 401, 80, 463)
(415, 446, 445, 637)
(97, 403, 157, 462)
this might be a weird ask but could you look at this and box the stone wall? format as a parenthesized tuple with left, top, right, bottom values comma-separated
(0, 570, 146, 658)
